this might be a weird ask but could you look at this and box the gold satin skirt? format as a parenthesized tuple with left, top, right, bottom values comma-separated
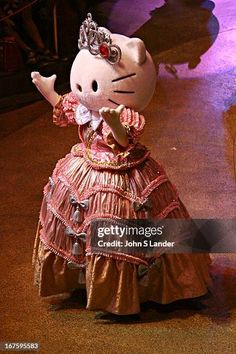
(33, 232, 212, 315)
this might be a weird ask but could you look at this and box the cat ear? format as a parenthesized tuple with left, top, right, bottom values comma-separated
(98, 27, 111, 35)
(126, 38, 147, 65)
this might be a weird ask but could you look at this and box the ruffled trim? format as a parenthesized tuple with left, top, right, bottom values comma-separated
(86, 250, 149, 266)
(40, 231, 86, 266)
(53, 92, 78, 127)
(57, 171, 169, 204)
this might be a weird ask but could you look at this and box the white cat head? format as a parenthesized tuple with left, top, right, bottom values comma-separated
(70, 31, 157, 112)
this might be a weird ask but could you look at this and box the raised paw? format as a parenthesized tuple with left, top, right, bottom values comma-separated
(31, 71, 59, 105)
(31, 71, 56, 90)
(99, 104, 125, 126)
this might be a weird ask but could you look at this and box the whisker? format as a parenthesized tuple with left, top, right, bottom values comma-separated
(108, 98, 120, 106)
(113, 90, 135, 94)
(112, 73, 136, 83)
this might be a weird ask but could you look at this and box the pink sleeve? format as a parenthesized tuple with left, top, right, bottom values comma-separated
(52, 92, 79, 127)
(102, 108, 145, 151)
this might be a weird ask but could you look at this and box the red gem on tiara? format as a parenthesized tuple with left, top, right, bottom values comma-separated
(99, 43, 109, 58)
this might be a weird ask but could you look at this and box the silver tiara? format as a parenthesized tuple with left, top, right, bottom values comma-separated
(78, 13, 121, 65)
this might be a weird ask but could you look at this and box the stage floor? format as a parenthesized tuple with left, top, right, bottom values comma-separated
(0, 1, 235, 353)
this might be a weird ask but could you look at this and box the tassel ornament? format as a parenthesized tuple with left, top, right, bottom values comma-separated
(72, 206, 82, 223)
(72, 240, 81, 256)
(69, 195, 89, 224)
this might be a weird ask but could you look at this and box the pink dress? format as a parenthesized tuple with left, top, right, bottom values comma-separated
(33, 92, 212, 315)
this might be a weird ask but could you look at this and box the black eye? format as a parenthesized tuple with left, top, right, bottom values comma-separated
(92, 80, 98, 92)
(76, 84, 82, 92)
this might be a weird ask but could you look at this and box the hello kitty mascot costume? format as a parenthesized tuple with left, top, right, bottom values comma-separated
(32, 14, 211, 321)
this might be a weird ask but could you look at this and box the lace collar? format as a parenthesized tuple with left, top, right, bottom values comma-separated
(75, 104, 103, 131)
